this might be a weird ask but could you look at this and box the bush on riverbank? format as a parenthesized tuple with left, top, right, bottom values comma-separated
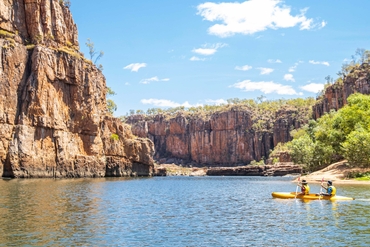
(347, 171, 370, 181)
(283, 93, 370, 172)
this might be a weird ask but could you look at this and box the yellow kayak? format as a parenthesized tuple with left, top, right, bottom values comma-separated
(272, 192, 354, 200)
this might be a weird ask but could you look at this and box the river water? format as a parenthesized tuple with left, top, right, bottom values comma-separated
(0, 176, 369, 246)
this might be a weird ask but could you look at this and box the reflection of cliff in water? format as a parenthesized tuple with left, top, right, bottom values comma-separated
(0, 179, 114, 244)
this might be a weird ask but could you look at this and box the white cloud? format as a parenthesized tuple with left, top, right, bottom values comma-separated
(125, 82, 130, 86)
(299, 16, 313, 30)
(123, 63, 147, 72)
(284, 74, 295, 82)
(258, 67, 274, 75)
(190, 56, 206, 61)
(141, 99, 202, 108)
(268, 59, 282, 63)
(288, 61, 303, 72)
(321, 21, 327, 28)
(309, 60, 330, 66)
(192, 43, 227, 56)
(196, 0, 323, 37)
(230, 80, 298, 95)
(205, 99, 228, 105)
(192, 48, 217, 56)
(235, 65, 252, 71)
(140, 76, 170, 84)
(301, 83, 324, 93)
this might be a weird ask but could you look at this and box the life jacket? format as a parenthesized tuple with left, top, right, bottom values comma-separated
(327, 186, 336, 196)
(301, 184, 310, 195)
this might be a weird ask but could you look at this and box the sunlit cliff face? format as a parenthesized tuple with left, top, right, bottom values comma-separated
(126, 107, 307, 167)
(0, 0, 154, 178)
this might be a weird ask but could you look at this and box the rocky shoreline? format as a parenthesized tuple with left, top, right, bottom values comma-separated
(293, 161, 370, 185)
(154, 162, 302, 177)
(154, 160, 370, 186)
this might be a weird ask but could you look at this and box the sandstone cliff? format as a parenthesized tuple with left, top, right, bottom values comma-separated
(313, 62, 370, 119)
(0, 0, 154, 178)
(126, 104, 310, 167)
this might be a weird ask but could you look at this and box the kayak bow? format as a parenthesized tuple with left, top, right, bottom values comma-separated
(272, 192, 354, 200)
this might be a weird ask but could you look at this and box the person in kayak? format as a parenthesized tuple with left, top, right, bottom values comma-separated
(298, 179, 310, 195)
(321, 180, 336, 196)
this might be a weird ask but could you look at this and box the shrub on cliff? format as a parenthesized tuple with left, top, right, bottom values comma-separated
(59, 0, 71, 8)
(316, 49, 370, 101)
(106, 87, 117, 115)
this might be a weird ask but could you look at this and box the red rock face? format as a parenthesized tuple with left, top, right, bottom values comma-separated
(313, 63, 370, 119)
(0, 0, 154, 178)
(0, 0, 79, 47)
(126, 109, 304, 167)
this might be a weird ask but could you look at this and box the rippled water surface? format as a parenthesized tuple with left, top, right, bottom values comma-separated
(0, 176, 369, 246)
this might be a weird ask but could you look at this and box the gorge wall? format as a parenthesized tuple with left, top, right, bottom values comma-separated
(126, 107, 308, 167)
(0, 0, 154, 178)
(126, 61, 370, 168)
(313, 62, 370, 119)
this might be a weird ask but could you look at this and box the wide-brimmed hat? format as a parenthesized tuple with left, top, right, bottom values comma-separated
(302, 179, 307, 184)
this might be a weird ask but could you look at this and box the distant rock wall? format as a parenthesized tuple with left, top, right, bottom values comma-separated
(0, 0, 154, 178)
(126, 108, 304, 167)
(313, 63, 370, 119)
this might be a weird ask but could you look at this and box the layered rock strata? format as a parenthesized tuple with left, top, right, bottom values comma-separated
(0, 0, 154, 178)
(126, 108, 306, 167)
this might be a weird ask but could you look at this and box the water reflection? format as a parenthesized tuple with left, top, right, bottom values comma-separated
(0, 178, 132, 246)
(0, 177, 369, 246)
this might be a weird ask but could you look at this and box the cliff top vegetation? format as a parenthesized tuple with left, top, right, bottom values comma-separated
(316, 48, 370, 101)
(122, 97, 316, 133)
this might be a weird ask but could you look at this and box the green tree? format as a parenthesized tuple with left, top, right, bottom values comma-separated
(287, 132, 335, 172)
(325, 75, 333, 84)
(334, 93, 370, 135)
(342, 126, 370, 167)
(106, 87, 117, 115)
(315, 110, 344, 154)
(287, 133, 315, 167)
(352, 48, 370, 64)
(85, 38, 104, 65)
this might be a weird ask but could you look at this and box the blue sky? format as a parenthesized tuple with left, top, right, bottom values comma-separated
(70, 0, 370, 117)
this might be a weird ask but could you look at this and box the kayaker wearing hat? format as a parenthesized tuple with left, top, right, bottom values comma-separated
(298, 179, 310, 195)
(321, 180, 336, 196)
